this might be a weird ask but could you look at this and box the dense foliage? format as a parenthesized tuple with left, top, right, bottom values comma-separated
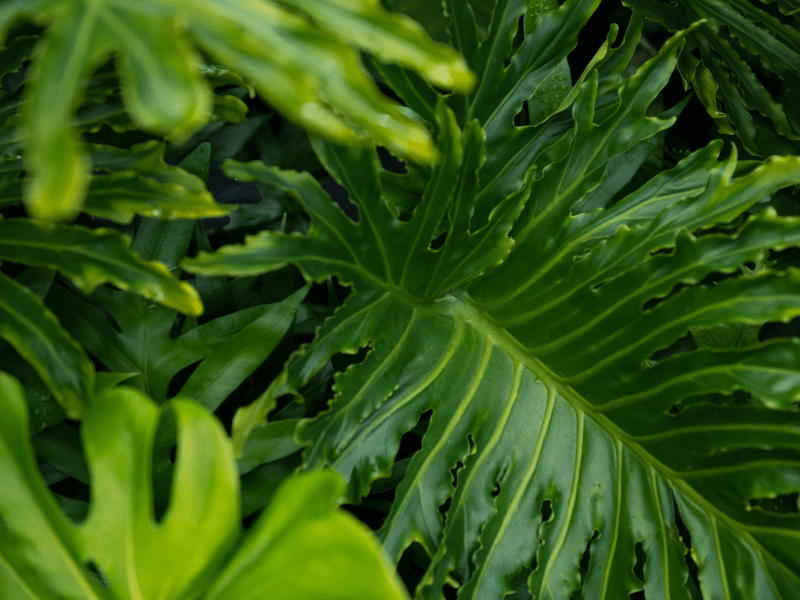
(1, 1, 799, 599)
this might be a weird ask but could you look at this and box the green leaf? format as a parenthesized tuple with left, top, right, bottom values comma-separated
(0, 271, 94, 420)
(204, 469, 410, 600)
(74, 140, 229, 223)
(237, 418, 304, 475)
(183, 9, 800, 597)
(623, 0, 800, 155)
(279, 0, 474, 93)
(691, 62, 736, 134)
(192, 221, 235, 316)
(177, 284, 308, 412)
(0, 219, 203, 316)
(690, 321, 761, 350)
(43, 217, 254, 402)
(32, 423, 90, 486)
(150, 284, 309, 486)
(185, 99, 529, 303)
(0, 0, 474, 221)
(0, 371, 410, 600)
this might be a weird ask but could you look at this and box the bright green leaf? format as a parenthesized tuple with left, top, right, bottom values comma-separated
(0, 372, 411, 600)
(0, 0, 475, 220)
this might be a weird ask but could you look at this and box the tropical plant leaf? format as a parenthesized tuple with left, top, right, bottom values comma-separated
(44, 222, 302, 405)
(0, 371, 410, 600)
(0, 0, 474, 221)
(0, 271, 94, 420)
(0, 219, 203, 315)
(0, 140, 243, 421)
(184, 6, 800, 598)
(79, 141, 233, 224)
(149, 283, 309, 506)
(0, 129, 234, 221)
(236, 418, 304, 475)
(624, 0, 800, 156)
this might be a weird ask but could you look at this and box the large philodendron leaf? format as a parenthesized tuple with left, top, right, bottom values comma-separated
(0, 0, 474, 221)
(623, 0, 800, 156)
(183, 8, 800, 600)
(0, 372, 410, 600)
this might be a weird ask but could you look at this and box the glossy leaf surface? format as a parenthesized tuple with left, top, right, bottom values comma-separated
(0, 0, 474, 221)
(0, 372, 409, 600)
(624, 0, 800, 156)
(0, 219, 202, 315)
(0, 271, 94, 420)
(185, 6, 800, 598)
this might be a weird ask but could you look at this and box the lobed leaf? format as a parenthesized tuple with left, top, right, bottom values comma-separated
(624, 0, 800, 156)
(183, 6, 800, 597)
(0, 372, 410, 600)
(0, 219, 203, 316)
(0, 272, 94, 420)
(0, 0, 475, 221)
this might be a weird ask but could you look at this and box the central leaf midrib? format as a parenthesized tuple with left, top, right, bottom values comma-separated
(440, 288, 790, 577)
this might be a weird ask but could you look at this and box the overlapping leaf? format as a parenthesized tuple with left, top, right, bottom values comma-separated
(0, 372, 410, 600)
(624, 0, 800, 156)
(0, 0, 474, 221)
(0, 270, 94, 421)
(0, 143, 233, 423)
(0, 41, 238, 223)
(184, 4, 800, 598)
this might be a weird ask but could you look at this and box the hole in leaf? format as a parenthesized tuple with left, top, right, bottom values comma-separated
(322, 176, 358, 222)
(439, 497, 452, 522)
(514, 101, 530, 127)
(430, 231, 447, 250)
(443, 583, 459, 600)
(629, 591, 646, 600)
(575, 529, 601, 592)
(377, 146, 406, 174)
(396, 410, 432, 462)
(633, 540, 647, 583)
(747, 492, 799, 515)
(673, 492, 702, 596)
(491, 481, 501, 498)
(451, 460, 464, 487)
(85, 562, 109, 589)
(540, 499, 553, 523)
(648, 332, 697, 363)
(331, 343, 372, 375)
(512, 14, 525, 54)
